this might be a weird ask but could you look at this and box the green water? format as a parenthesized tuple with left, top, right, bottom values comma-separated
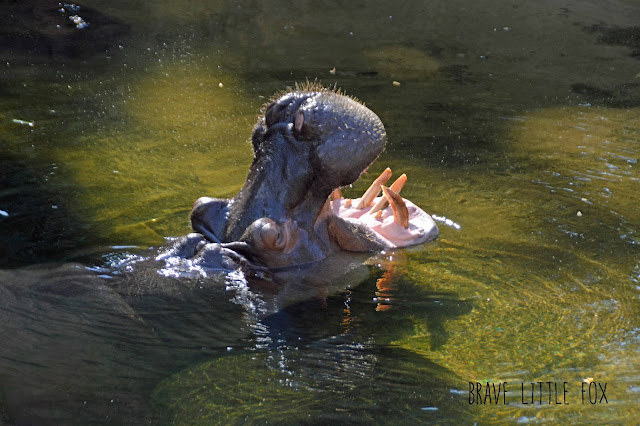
(1, 0, 640, 423)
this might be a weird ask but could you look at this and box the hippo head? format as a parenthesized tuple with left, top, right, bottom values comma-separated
(186, 85, 437, 271)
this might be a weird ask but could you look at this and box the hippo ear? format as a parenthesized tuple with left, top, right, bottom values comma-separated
(294, 111, 304, 132)
(292, 111, 319, 141)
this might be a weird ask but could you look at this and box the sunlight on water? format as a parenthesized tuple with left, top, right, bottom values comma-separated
(384, 104, 640, 422)
(53, 61, 258, 245)
(508, 106, 640, 223)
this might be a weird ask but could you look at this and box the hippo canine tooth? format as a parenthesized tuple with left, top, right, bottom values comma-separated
(369, 173, 407, 214)
(331, 188, 343, 200)
(381, 185, 409, 228)
(355, 167, 392, 209)
(294, 110, 304, 132)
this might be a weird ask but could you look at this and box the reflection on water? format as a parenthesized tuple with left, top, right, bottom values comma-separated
(1, 0, 640, 423)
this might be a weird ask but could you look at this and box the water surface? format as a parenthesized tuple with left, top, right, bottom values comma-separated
(1, 0, 639, 423)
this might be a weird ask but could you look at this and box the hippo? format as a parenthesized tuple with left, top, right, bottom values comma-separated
(0, 84, 440, 424)
(157, 83, 438, 277)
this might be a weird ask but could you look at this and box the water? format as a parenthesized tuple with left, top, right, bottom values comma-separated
(1, 0, 639, 423)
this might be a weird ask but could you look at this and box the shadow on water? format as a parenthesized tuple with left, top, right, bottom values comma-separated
(586, 24, 640, 57)
(259, 265, 473, 351)
(0, 154, 92, 267)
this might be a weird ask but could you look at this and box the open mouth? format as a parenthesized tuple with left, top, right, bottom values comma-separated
(329, 167, 438, 249)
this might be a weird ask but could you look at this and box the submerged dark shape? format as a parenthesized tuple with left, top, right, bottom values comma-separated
(0, 0, 129, 64)
(162, 83, 438, 276)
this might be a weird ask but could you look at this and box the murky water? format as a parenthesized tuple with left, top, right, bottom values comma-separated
(1, 0, 639, 423)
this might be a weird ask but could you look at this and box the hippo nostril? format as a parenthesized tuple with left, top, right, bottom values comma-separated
(243, 218, 288, 252)
(262, 220, 288, 251)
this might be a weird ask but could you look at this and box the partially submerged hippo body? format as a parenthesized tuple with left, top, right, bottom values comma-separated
(159, 85, 438, 277)
(0, 86, 439, 424)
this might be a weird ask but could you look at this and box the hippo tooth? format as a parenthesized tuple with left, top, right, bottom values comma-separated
(332, 188, 343, 200)
(369, 173, 407, 214)
(355, 167, 392, 209)
(374, 209, 383, 219)
(294, 111, 304, 132)
(344, 198, 352, 208)
(381, 185, 409, 228)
